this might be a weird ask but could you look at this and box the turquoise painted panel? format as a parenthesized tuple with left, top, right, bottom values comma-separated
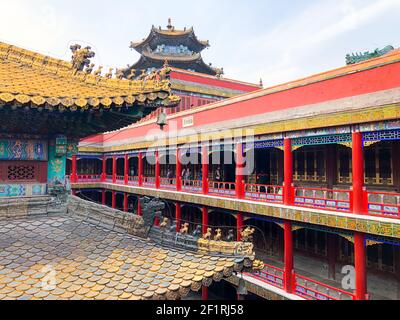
(0, 139, 47, 161)
(0, 184, 46, 197)
(47, 138, 66, 186)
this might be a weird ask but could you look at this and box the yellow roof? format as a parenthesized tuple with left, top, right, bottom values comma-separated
(0, 42, 180, 109)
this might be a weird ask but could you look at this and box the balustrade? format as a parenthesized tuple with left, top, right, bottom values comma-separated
(294, 187, 352, 212)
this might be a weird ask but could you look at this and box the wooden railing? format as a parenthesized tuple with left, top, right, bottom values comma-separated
(293, 273, 355, 300)
(367, 191, 400, 218)
(294, 187, 352, 212)
(245, 266, 355, 300)
(128, 176, 139, 186)
(182, 180, 203, 193)
(105, 175, 113, 182)
(160, 178, 177, 190)
(244, 264, 284, 289)
(208, 181, 236, 197)
(76, 174, 102, 182)
(143, 176, 156, 187)
(244, 184, 283, 203)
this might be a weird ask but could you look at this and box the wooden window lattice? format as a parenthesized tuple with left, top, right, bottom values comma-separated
(7, 165, 35, 181)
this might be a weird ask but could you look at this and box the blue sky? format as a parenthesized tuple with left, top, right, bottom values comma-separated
(1, 0, 399, 86)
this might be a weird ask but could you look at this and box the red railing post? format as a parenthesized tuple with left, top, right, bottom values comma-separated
(237, 212, 243, 241)
(291, 270, 296, 294)
(138, 152, 143, 187)
(111, 191, 116, 209)
(155, 150, 160, 189)
(123, 193, 128, 212)
(283, 138, 294, 206)
(202, 145, 209, 195)
(112, 156, 117, 184)
(101, 190, 106, 205)
(101, 156, 107, 182)
(176, 202, 181, 232)
(202, 206, 208, 235)
(176, 148, 182, 191)
(137, 197, 142, 216)
(236, 143, 245, 199)
(124, 154, 129, 185)
(202, 286, 208, 301)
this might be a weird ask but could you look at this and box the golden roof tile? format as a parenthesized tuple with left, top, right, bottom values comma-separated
(0, 42, 180, 110)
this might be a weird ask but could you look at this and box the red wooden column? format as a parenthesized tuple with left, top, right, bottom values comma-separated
(155, 150, 160, 189)
(111, 191, 116, 209)
(137, 198, 142, 216)
(283, 221, 294, 293)
(202, 206, 208, 235)
(123, 193, 128, 212)
(101, 156, 107, 182)
(101, 190, 106, 205)
(201, 287, 208, 301)
(354, 233, 367, 300)
(283, 138, 294, 205)
(352, 131, 368, 300)
(237, 212, 243, 241)
(235, 143, 245, 199)
(202, 145, 209, 195)
(112, 156, 117, 184)
(176, 148, 182, 191)
(352, 132, 366, 215)
(175, 202, 181, 232)
(124, 154, 129, 185)
(138, 152, 143, 187)
(71, 155, 78, 183)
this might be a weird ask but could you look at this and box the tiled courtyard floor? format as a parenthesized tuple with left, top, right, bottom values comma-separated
(0, 215, 235, 300)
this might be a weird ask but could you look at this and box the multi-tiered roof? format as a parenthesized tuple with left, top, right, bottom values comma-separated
(128, 19, 222, 77)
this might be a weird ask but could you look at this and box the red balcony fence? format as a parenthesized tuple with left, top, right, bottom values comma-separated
(182, 180, 203, 194)
(76, 174, 102, 183)
(208, 181, 236, 197)
(367, 191, 400, 218)
(244, 184, 283, 203)
(244, 264, 284, 289)
(293, 273, 355, 300)
(294, 187, 352, 212)
(128, 176, 139, 186)
(143, 176, 156, 187)
(160, 177, 177, 190)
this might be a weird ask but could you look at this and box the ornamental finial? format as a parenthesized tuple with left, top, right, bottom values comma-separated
(167, 18, 173, 30)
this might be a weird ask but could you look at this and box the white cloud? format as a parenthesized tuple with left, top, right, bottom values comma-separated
(223, 0, 400, 85)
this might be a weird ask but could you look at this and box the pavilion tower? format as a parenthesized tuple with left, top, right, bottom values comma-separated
(128, 18, 223, 77)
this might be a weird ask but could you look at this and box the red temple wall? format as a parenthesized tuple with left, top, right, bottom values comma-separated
(97, 61, 400, 143)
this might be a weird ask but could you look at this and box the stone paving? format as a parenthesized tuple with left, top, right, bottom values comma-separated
(0, 215, 237, 300)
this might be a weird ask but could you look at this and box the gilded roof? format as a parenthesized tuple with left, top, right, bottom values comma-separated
(0, 214, 243, 300)
(0, 42, 180, 109)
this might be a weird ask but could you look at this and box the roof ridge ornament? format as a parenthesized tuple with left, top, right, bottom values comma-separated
(167, 18, 173, 30)
(70, 44, 95, 73)
(346, 45, 394, 65)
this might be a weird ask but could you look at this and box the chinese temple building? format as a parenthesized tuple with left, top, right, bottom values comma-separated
(0, 40, 265, 300)
(73, 46, 400, 300)
(129, 18, 221, 76)
(127, 19, 262, 120)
